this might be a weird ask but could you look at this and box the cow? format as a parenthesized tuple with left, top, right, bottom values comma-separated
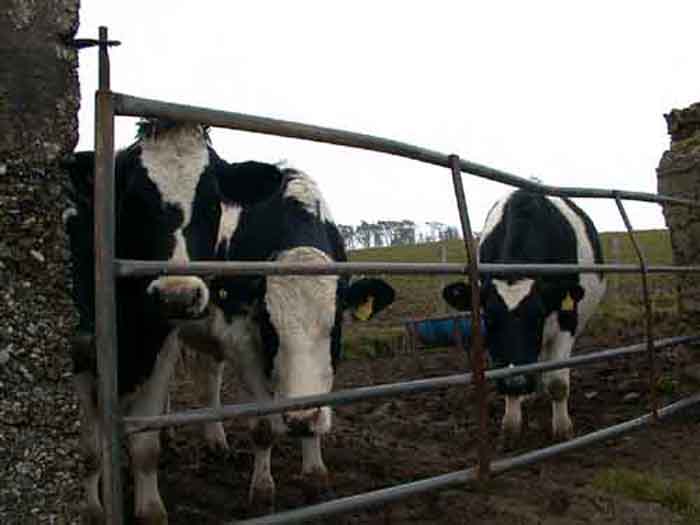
(178, 165, 396, 511)
(442, 189, 606, 444)
(62, 119, 285, 524)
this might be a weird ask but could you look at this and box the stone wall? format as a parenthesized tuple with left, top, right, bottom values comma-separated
(657, 102, 700, 329)
(0, 1, 82, 522)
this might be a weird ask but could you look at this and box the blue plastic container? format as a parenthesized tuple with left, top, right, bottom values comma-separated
(413, 315, 485, 350)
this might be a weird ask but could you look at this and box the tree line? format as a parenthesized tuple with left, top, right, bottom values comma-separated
(337, 220, 460, 250)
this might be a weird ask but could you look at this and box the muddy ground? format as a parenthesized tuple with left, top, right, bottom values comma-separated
(147, 320, 700, 525)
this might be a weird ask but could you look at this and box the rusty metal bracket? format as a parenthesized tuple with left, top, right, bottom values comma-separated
(448, 154, 490, 480)
(68, 37, 121, 50)
(613, 193, 659, 420)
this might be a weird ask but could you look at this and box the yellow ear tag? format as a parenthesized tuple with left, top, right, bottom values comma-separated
(561, 293, 575, 311)
(354, 295, 375, 321)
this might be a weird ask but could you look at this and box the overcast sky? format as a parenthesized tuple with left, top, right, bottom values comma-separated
(76, 2, 700, 234)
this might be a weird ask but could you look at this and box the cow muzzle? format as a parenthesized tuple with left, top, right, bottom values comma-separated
(282, 407, 331, 437)
(147, 276, 210, 319)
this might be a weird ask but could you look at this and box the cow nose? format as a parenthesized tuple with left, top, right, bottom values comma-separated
(147, 277, 209, 318)
(283, 409, 320, 437)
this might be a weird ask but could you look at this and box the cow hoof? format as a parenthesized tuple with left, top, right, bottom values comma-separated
(552, 423, 574, 442)
(301, 471, 332, 504)
(205, 425, 230, 454)
(248, 486, 275, 516)
(135, 502, 168, 525)
(499, 431, 521, 453)
(81, 504, 104, 525)
(500, 421, 522, 452)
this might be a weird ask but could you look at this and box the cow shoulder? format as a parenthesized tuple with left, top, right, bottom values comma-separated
(560, 197, 605, 265)
(214, 156, 285, 206)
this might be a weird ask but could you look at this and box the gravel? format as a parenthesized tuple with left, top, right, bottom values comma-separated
(0, 165, 83, 524)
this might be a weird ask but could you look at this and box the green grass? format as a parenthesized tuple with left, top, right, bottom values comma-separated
(593, 468, 700, 524)
(344, 230, 678, 358)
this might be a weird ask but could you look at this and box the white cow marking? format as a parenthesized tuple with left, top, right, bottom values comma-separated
(284, 171, 333, 223)
(216, 203, 242, 254)
(547, 197, 607, 330)
(493, 278, 535, 311)
(266, 247, 336, 421)
(478, 188, 516, 251)
(139, 125, 210, 262)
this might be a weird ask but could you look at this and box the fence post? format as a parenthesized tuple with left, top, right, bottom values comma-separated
(613, 194, 658, 420)
(94, 26, 124, 524)
(448, 155, 490, 480)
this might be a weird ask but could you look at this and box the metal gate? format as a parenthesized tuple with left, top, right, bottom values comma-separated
(83, 27, 700, 524)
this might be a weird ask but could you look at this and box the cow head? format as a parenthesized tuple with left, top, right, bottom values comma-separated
(443, 278, 584, 395)
(178, 270, 395, 437)
(273, 271, 396, 437)
(64, 119, 284, 322)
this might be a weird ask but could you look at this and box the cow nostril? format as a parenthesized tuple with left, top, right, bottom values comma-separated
(193, 287, 202, 305)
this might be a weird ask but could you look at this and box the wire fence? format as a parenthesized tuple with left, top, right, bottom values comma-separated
(87, 26, 700, 525)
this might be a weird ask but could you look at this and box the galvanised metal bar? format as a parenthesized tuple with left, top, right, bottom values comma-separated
(114, 259, 700, 278)
(614, 195, 659, 419)
(94, 26, 124, 525)
(123, 334, 700, 435)
(491, 391, 700, 473)
(448, 154, 490, 480)
(229, 392, 700, 525)
(112, 92, 699, 208)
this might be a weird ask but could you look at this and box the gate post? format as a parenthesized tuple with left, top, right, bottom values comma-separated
(448, 155, 490, 480)
(94, 26, 124, 525)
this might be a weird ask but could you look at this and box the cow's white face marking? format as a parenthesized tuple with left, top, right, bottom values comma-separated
(284, 171, 333, 223)
(493, 278, 534, 311)
(216, 203, 242, 255)
(139, 125, 209, 262)
(265, 247, 337, 431)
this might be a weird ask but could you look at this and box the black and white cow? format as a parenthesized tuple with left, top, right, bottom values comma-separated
(442, 189, 606, 443)
(63, 120, 284, 524)
(179, 165, 395, 510)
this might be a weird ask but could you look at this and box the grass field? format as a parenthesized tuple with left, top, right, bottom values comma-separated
(344, 229, 677, 357)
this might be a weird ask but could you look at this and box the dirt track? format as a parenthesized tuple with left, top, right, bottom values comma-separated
(146, 320, 700, 525)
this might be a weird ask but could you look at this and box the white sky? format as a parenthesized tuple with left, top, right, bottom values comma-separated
(76, 2, 700, 233)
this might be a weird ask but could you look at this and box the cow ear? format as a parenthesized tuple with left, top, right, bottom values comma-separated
(216, 159, 284, 206)
(442, 281, 471, 311)
(569, 284, 585, 302)
(553, 283, 585, 312)
(343, 278, 395, 321)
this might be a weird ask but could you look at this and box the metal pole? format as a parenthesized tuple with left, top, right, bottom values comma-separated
(94, 26, 124, 525)
(122, 334, 700, 435)
(229, 392, 700, 525)
(448, 154, 490, 480)
(114, 258, 700, 279)
(113, 94, 700, 208)
(614, 195, 659, 419)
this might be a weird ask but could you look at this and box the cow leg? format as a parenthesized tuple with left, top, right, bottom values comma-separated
(163, 392, 175, 442)
(248, 417, 276, 513)
(300, 435, 331, 502)
(542, 332, 575, 441)
(190, 352, 228, 452)
(127, 332, 182, 524)
(73, 371, 104, 523)
(501, 395, 524, 447)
